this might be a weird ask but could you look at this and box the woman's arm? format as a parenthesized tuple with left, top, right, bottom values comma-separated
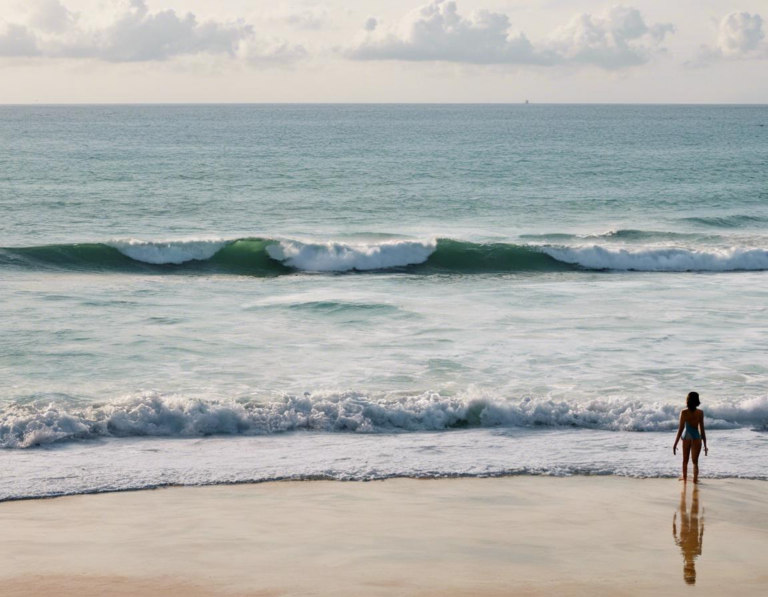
(673, 411, 685, 454)
(700, 411, 708, 455)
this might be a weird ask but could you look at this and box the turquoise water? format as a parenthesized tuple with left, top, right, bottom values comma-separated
(1, 105, 767, 498)
(3, 105, 767, 243)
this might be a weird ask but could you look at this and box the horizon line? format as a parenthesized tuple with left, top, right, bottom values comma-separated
(1, 102, 767, 107)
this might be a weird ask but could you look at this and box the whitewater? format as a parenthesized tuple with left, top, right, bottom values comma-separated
(3, 236, 768, 274)
(2, 104, 768, 501)
(3, 391, 768, 449)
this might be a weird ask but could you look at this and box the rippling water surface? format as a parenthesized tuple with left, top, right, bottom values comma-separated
(1, 105, 767, 499)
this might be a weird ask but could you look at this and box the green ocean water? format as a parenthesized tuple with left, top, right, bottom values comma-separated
(1, 105, 767, 497)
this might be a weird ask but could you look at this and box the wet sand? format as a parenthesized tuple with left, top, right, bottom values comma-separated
(1, 477, 766, 596)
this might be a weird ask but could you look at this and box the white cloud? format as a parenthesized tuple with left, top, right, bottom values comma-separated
(80, 0, 251, 62)
(0, 0, 306, 66)
(345, 1, 674, 70)
(26, 0, 78, 34)
(689, 12, 767, 67)
(718, 12, 765, 57)
(549, 5, 674, 69)
(346, 0, 544, 65)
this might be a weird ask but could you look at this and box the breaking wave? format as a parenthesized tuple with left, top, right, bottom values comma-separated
(265, 239, 436, 271)
(541, 245, 768, 272)
(1, 237, 768, 275)
(109, 238, 229, 264)
(2, 392, 767, 448)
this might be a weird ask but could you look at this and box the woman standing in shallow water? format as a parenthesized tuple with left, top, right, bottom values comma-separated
(673, 392, 709, 483)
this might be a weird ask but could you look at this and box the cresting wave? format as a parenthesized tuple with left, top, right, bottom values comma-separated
(2, 237, 768, 275)
(2, 392, 767, 448)
(540, 245, 768, 272)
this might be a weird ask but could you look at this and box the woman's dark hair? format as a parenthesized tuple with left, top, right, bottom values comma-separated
(686, 392, 700, 411)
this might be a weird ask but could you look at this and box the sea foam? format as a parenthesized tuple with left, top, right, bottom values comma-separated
(542, 245, 768, 272)
(2, 392, 766, 449)
(266, 239, 437, 271)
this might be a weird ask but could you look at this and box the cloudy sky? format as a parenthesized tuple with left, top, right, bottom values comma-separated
(0, 0, 766, 103)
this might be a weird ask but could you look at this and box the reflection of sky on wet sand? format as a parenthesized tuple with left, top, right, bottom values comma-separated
(674, 486, 704, 585)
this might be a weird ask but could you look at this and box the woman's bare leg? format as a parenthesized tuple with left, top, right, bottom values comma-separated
(691, 440, 703, 484)
(681, 440, 692, 482)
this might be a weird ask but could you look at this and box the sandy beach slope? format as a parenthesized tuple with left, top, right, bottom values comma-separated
(1, 477, 766, 596)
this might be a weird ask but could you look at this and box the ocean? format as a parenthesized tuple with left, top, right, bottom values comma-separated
(1, 104, 767, 500)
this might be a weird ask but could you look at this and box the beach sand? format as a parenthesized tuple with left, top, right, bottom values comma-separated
(1, 477, 766, 596)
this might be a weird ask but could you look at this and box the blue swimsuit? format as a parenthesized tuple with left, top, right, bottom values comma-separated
(683, 420, 701, 440)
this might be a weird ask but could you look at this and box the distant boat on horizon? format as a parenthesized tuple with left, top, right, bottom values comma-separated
(525, 99, 530, 104)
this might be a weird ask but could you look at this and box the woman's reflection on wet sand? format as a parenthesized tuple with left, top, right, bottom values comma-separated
(673, 485, 704, 584)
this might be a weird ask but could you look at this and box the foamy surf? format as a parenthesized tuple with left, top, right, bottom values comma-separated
(543, 245, 768, 272)
(2, 426, 767, 502)
(265, 239, 437, 271)
(2, 391, 767, 449)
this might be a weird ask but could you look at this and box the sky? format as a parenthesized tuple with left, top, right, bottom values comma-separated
(0, 0, 766, 103)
